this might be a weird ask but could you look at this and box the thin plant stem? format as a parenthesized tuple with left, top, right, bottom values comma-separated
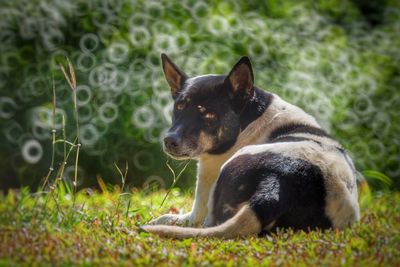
(125, 199, 131, 220)
(43, 136, 78, 214)
(63, 115, 66, 160)
(72, 74, 80, 207)
(60, 58, 80, 207)
(54, 139, 75, 146)
(113, 162, 129, 223)
(73, 143, 80, 206)
(33, 77, 58, 218)
(40, 76, 57, 192)
(159, 160, 191, 208)
(43, 117, 75, 215)
(72, 77, 80, 207)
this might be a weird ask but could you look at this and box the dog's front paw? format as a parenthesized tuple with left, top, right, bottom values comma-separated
(148, 213, 192, 226)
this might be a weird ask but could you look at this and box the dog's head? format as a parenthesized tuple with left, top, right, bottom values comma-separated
(161, 53, 255, 159)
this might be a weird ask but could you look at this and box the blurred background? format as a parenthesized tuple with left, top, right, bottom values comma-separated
(0, 0, 399, 192)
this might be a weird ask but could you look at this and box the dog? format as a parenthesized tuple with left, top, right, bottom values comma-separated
(142, 54, 360, 239)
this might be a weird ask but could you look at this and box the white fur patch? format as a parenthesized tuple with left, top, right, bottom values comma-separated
(143, 204, 261, 239)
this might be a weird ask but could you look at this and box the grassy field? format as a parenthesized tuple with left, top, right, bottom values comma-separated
(0, 182, 399, 267)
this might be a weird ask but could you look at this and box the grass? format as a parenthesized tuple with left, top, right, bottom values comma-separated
(0, 185, 399, 266)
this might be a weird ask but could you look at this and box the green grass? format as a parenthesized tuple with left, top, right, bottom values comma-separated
(0, 184, 399, 266)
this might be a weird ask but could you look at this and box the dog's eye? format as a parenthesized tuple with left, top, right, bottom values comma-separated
(176, 102, 185, 110)
(204, 112, 217, 121)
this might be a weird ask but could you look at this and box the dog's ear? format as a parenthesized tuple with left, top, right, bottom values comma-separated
(225, 56, 254, 112)
(161, 53, 188, 99)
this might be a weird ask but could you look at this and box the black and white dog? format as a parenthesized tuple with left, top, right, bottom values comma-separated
(142, 54, 360, 238)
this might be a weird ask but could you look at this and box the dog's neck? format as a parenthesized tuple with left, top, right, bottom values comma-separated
(198, 89, 276, 179)
(239, 88, 273, 131)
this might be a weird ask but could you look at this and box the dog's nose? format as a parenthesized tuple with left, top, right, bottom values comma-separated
(164, 133, 181, 151)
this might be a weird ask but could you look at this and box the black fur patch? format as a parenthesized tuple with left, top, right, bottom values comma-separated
(239, 88, 273, 130)
(267, 135, 322, 145)
(269, 123, 331, 140)
(211, 152, 332, 231)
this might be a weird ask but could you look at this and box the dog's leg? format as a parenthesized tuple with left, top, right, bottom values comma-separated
(142, 204, 261, 239)
(147, 178, 212, 226)
(149, 159, 220, 227)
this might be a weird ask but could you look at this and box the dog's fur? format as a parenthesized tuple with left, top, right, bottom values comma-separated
(142, 54, 360, 239)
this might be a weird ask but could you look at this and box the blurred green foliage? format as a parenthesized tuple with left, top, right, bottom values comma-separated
(0, 0, 399, 190)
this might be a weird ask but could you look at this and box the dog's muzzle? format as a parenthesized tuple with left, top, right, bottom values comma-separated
(163, 132, 182, 155)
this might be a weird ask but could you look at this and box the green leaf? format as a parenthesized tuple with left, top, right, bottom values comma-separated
(362, 170, 393, 188)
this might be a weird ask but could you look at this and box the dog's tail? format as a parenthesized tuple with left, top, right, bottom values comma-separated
(141, 204, 261, 239)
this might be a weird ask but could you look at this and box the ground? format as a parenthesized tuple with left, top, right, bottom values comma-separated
(0, 184, 399, 266)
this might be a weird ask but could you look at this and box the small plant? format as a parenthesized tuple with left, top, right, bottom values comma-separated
(160, 159, 191, 208)
(59, 58, 81, 207)
(30, 59, 84, 225)
(113, 161, 130, 224)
